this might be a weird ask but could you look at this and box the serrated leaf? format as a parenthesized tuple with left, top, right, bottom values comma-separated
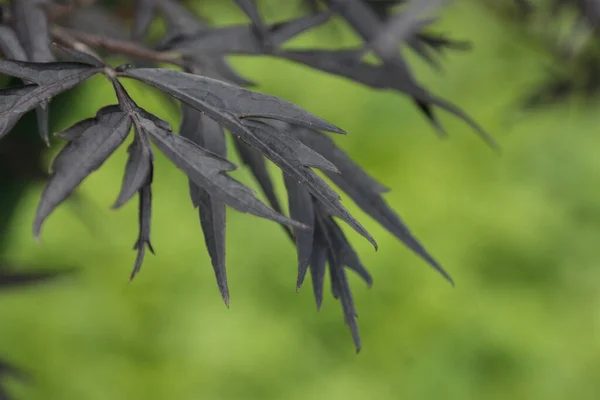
(0, 60, 101, 140)
(180, 104, 229, 306)
(131, 183, 154, 281)
(140, 112, 306, 229)
(309, 220, 327, 310)
(288, 124, 452, 282)
(243, 119, 376, 248)
(113, 133, 153, 209)
(122, 68, 345, 134)
(34, 106, 132, 238)
(280, 49, 496, 147)
(283, 175, 314, 290)
(233, 139, 285, 218)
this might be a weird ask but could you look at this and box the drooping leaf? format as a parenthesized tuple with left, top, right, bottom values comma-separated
(283, 175, 315, 289)
(113, 133, 154, 209)
(279, 49, 496, 147)
(242, 119, 376, 247)
(234, 139, 286, 222)
(180, 104, 230, 306)
(34, 106, 132, 238)
(137, 109, 306, 229)
(131, 183, 154, 281)
(287, 124, 452, 283)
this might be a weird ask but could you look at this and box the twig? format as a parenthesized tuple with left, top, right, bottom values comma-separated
(51, 26, 184, 67)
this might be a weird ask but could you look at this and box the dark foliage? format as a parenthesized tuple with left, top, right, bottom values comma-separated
(0, 2, 504, 371)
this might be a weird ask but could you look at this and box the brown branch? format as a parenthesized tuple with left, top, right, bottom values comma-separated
(51, 26, 184, 67)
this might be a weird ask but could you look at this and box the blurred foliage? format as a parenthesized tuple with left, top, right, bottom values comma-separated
(1, 1, 600, 400)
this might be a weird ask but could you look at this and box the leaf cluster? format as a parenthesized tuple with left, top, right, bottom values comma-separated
(0, 0, 496, 354)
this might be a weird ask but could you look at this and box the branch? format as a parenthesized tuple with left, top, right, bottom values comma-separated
(51, 26, 184, 67)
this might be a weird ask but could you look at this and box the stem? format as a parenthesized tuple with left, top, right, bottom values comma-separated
(51, 26, 185, 67)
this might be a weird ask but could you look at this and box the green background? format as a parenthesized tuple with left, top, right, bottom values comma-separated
(1, 1, 600, 399)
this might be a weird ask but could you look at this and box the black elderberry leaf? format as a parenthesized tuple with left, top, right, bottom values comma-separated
(138, 109, 307, 230)
(0, 26, 27, 61)
(122, 68, 346, 134)
(11, 0, 54, 63)
(241, 119, 376, 248)
(286, 124, 453, 283)
(113, 132, 153, 209)
(131, 183, 154, 281)
(180, 104, 230, 306)
(309, 219, 327, 309)
(0, 59, 102, 141)
(283, 175, 315, 290)
(279, 49, 496, 147)
(11, 0, 55, 145)
(233, 139, 288, 231)
(34, 106, 133, 238)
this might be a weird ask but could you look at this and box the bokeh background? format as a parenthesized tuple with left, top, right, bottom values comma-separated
(1, 1, 600, 399)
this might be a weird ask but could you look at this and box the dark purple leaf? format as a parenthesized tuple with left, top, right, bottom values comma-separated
(283, 175, 314, 290)
(34, 106, 132, 238)
(180, 104, 230, 306)
(113, 133, 154, 209)
(122, 68, 345, 134)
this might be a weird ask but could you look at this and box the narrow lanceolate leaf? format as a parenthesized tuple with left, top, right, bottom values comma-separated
(234, 139, 285, 216)
(138, 111, 306, 229)
(289, 125, 452, 283)
(122, 68, 346, 134)
(131, 183, 154, 281)
(0, 60, 101, 140)
(284, 175, 315, 290)
(280, 49, 496, 147)
(34, 106, 132, 238)
(113, 134, 153, 209)
(180, 104, 230, 306)
(12, 0, 55, 145)
(309, 220, 328, 309)
(242, 119, 376, 248)
(314, 208, 366, 352)
(0, 26, 27, 61)
(11, 0, 54, 63)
